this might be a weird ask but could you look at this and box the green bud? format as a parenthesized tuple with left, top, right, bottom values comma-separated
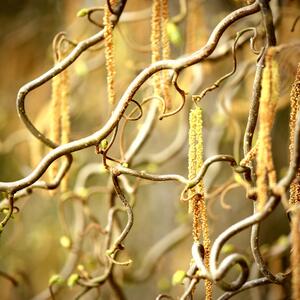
(76, 8, 89, 17)
(100, 139, 109, 150)
(49, 274, 64, 286)
(67, 273, 79, 287)
(171, 270, 186, 286)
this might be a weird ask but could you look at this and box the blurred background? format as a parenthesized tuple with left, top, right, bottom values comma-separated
(0, 0, 299, 299)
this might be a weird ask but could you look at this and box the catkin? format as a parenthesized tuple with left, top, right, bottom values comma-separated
(151, 0, 162, 96)
(188, 107, 205, 238)
(256, 49, 279, 210)
(49, 71, 62, 182)
(161, 0, 171, 109)
(289, 63, 300, 300)
(104, 2, 116, 105)
(289, 63, 300, 205)
(49, 46, 71, 191)
(60, 67, 70, 192)
(151, 0, 171, 107)
(188, 107, 212, 299)
(292, 209, 300, 300)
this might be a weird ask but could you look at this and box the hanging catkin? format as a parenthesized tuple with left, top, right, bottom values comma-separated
(49, 41, 71, 192)
(151, 0, 162, 96)
(60, 64, 70, 192)
(103, 2, 116, 105)
(292, 209, 300, 300)
(161, 0, 171, 109)
(256, 49, 279, 210)
(289, 63, 300, 300)
(49, 68, 62, 182)
(151, 0, 171, 107)
(188, 107, 212, 300)
(289, 63, 300, 205)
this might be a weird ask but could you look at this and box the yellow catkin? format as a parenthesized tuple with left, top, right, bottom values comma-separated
(200, 194, 212, 300)
(188, 107, 212, 300)
(151, 0, 162, 96)
(49, 72, 61, 182)
(256, 49, 279, 210)
(49, 46, 71, 191)
(289, 63, 300, 300)
(289, 63, 300, 205)
(104, 3, 116, 105)
(188, 107, 205, 235)
(292, 209, 300, 300)
(60, 66, 70, 192)
(161, 0, 171, 109)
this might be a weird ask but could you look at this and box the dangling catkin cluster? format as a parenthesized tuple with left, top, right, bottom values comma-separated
(103, 1, 117, 105)
(292, 209, 300, 300)
(289, 63, 300, 300)
(188, 107, 212, 300)
(49, 51, 71, 192)
(289, 63, 300, 205)
(151, 0, 171, 107)
(161, 0, 171, 109)
(256, 49, 279, 210)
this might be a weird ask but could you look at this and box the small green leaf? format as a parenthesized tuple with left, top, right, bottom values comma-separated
(121, 162, 129, 168)
(49, 274, 64, 286)
(76, 8, 89, 17)
(100, 139, 109, 150)
(171, 270, 186, 286)
(67, 273, 79, 287)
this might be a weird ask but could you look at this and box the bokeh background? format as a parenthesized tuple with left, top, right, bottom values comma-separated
(0, 0, 300, 299)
